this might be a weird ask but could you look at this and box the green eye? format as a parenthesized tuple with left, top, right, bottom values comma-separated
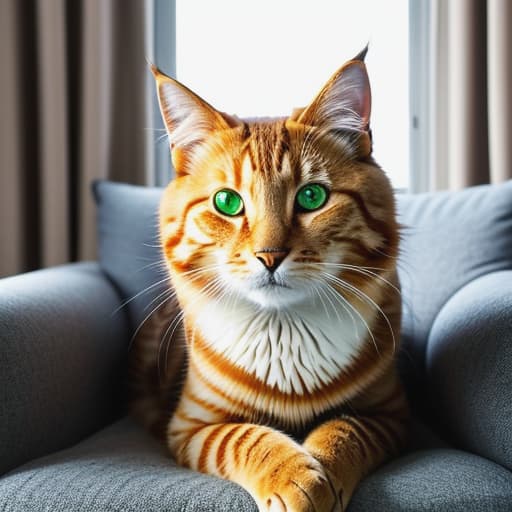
(213, 189, 244, 216)
(296, 183, 329, 211)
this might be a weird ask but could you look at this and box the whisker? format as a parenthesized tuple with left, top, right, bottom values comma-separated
(111, 276, 171, 316)
(143, 264, 225, 313)
(319, 281, 356, 330)
(316, 277, 379, 355)
(310, 262, 387, 271)
(127, 292, 177, 353)
(341, 267, 401, 298)
(321, 271, 396, 355)
(155, 132, 170, 146)
(158, 273, 229, 377)
(310, 280, 332, 321)
(310, 262, 401, 297)
(128, 267, 222, 357)
(180, 263, 224, 277)
(160, 309, 186, 378)
(144, 287, 176, 312)
(302, 271, 361, 343)
(134, 259, 167, 274)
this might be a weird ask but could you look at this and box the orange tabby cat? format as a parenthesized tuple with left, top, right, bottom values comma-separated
(130, 49, 408, 512)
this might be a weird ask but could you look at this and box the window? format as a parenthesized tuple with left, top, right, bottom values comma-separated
(151, 1, 410, 189)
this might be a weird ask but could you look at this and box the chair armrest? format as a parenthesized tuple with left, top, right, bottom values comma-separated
(426, 270, 512, 470)
(0, 262, 129, 475)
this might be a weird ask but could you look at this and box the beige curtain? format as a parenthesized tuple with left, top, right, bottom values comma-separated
(429, 0, 512, 190)
(0, 0, 148, 278)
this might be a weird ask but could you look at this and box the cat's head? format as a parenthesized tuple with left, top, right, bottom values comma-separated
(153, 51, 399, 311)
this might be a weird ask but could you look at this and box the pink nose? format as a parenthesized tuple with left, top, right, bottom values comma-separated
(254, 249, 289, 272)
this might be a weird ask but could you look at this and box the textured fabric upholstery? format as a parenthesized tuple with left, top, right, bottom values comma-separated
(1, 181, 511, 511)
(2, 418, 511, 512)
(349, 449, 512, 512)
(427, 270, 512, 470)
(0, 262, 129, 475)
(396, 182, 512, 396)
(0, 418, 258, 512)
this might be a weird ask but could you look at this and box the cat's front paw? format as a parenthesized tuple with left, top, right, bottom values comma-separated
(256, 455, 340, 512)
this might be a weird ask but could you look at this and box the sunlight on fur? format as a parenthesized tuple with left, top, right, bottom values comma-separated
(129, 49, 409, 512)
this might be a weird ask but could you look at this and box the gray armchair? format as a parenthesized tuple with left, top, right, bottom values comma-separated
(1, 181, 512, 511)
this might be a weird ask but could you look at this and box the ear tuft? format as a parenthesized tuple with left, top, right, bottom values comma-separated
(296, 56, 371, 134)
(147, 60, 160, 77)
(353, 44, 369, 62)
(152, 67, 236, 174)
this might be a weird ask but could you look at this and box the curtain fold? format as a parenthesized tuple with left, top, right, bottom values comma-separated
(0, 0, 148, 277)
(0, 1, 24, 277)
(487, 0, 512, 184)
(80, 0, 114, 262)
(429, 0, 512, 191)
(37, 0, 71, 266)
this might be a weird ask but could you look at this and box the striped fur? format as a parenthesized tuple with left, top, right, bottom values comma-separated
(130, 53, 409, 511)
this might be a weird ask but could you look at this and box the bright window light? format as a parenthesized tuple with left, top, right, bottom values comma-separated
(176, 0, 409, 189)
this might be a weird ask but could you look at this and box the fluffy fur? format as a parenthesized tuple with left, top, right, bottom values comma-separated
(130, 51, 408, 512)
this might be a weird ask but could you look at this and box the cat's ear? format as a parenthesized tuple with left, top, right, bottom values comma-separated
(151, 65, 238, 174)
(296, 50, 371, 135)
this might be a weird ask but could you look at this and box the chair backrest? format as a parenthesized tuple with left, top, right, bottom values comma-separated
(395, 181, 512, 401)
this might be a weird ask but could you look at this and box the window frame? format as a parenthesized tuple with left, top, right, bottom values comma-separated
(145, 0, 176, 186)
(409, 0, 432, 193)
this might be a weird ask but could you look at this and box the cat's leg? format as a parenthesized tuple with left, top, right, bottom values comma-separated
(168, 417, 339, 512)
(302, 372, 409, 510)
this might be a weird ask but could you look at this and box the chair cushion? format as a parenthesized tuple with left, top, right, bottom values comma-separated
(0, 419, 257, 512)
(350, 449, 512, 512)
(1, 418, 511, 512)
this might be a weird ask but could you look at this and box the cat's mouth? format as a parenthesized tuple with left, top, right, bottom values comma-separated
(254, 273, 291, 290)
(243, 272, 310, 308)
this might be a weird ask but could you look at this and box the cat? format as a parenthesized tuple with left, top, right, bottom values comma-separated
(130, 48, 409, 512)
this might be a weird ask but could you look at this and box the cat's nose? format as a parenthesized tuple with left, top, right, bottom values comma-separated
(254, 248, 290, 273)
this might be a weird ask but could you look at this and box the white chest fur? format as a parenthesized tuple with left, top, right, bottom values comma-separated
(193, 296, 370, 395)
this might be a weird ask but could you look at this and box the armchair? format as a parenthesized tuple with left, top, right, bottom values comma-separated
(1, 180, 511, 511)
